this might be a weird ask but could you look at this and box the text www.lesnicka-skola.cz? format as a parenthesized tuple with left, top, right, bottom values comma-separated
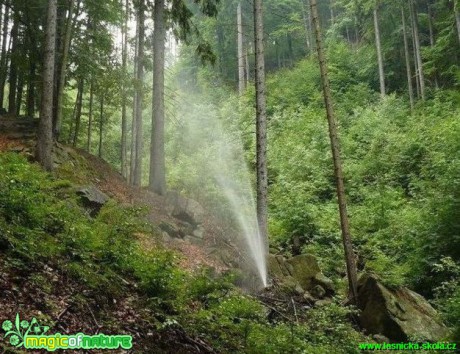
(359, 342, 457, 351)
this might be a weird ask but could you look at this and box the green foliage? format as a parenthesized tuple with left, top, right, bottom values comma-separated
(182, 292, 366, 353)
(0, 153, 182, 305)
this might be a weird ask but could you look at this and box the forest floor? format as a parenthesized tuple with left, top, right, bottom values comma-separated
(0, 132, 232, 353)
(0, 133, 228, 273)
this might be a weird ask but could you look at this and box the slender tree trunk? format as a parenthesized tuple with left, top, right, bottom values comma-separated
(374, 5, 385, 98)
(15, 72, 23, 116)
(254, 0, 268, 261)
(26, 61, 36, 117)
(0, 1, 9, 110)
(99, 95, 104, 158)
(54, 0, 76, 139)
(300, 0, 311, 50)
(245, 46, 250, 83)
(150, 0, 166, 194)
(310, 0, 359, 304)
(412, 28, 420, 99)
(426, 1, 439, 89)
(237, 2, 245, 94)
(455, 0, 460, 45)
(72, 78, 84, 147)
(133, 0, 145, 187)
(401, 7, 414, 111)
(130, 24, 139, 185)
(330, 0, 335, 25)
(87, 79, 93, 152)
(36, 0, 57, 171)
(8, 17, 19, 114)
(410, 0, 425, 100)
(121, 0, 129, 178)
(67, 89, 78, 143)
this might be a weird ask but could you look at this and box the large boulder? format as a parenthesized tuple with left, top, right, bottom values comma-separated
(358, 274, 448, 342)
(286, 254, 322, 290)
(165, 191, 205, 226)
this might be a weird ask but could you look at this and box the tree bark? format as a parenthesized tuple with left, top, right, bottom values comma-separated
(26, 61, 36, 117)
(401, 7, 414, 111)
(237, 2, 245, 94)
(15, 71, 23, 116)
(8, 16, 19, 114)
(426, 0, 438, 88)
(0, 1, 9, 110)
(99, 95, 104, 158)
(87, 79, 93, 152)
(54, 0, 76, 140)
(310, 0, 359, 304)
(150, 0, 166, 195)
(253, 0, 269, 258)
(330, 0, 335, 25)
(132, 0, 145, 187)
(410, 0, 425, 100)
(245, 46, 250, 83)
(411, 26, 420, 99)
(130, 23, 139, 185)
(121, 0, 129, 178)
(36, 0, 57, 171)
(300, 0, 311, 51)
(455, 0, 460, 45)
(72, 78, 84, 147)
(373, 5, 385, 98)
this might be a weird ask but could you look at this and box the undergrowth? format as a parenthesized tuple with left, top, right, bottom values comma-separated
(0, 152, 374, 353)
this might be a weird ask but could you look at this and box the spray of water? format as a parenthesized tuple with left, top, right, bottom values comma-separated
(170, 89, 268, 289)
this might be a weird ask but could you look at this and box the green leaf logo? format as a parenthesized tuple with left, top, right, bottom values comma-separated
(2, 314, 49, 348)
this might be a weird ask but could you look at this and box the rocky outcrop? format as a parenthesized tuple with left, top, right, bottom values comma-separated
(268, 253, 335, 302)
(0, 117, 37, 139)
(358, 274, 448, 342)
(165, 191, 205, 226)
(77, 186, 109, 216)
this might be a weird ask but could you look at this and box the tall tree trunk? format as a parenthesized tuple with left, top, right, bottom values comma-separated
(8, 16, 19, 114)
(301, 0, 311, 51)
(412, 28, 420, 99)
(330, 0, 335, 25)
(310, 0, 359, 304)
(130, 24, 139, 185)
(99, 95, 104, 158)
(67, 88, 79, 143)
(374, 5, 385, 98)
(0, 1, 9, 110)
(72, 78, 84, 147)
(15, 71, 23, 116)
(455, 0, 460, 45)
(36, 0, 57, 171)
(401, 7, 414, 111)
(253, 0, 268, 261)
(426, 0, 438, 88)
(26, 61, 36, 117)
(132, 0, 145, 187)
(245, 46, 250, 83)
(150, 0, 166, 195)
(87, 79, 93, 152)
(121, 0, 129, 178)
(55, 0, 76, 139)
(410, 0, 425, 100)
(237, 2, 245, 94)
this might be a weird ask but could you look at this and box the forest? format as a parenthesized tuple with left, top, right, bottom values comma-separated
(0, 0, 459, 353)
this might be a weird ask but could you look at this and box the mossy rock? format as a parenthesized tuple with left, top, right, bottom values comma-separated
(358, 274, 449, 342)
(286, 254, 321, 290)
